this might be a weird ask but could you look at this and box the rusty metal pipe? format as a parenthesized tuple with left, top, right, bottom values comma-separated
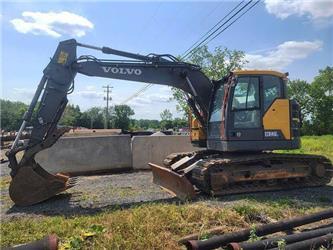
(178, 226, 226, 244)
(227, 226, 333, 250)
(186, 209, 333, 250)
(4, 234, 59, 250)
(270, 233, 333, 250)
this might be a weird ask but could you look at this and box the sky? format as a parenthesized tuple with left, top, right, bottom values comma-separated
(1, 0, 333, 120)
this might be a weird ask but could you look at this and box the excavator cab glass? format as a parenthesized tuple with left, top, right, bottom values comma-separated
(262, 75, 283, 110)
(231, 76, 260, 129)
(209, 83, 225, 123)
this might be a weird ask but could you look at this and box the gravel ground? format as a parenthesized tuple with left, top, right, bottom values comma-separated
(0, 163, 173, 220)
(1, 162, 332, 221)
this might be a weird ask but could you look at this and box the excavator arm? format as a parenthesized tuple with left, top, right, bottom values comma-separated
(7, 39, 214, 206)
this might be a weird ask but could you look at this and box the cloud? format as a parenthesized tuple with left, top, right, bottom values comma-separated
(127, 93, 171, 108)
(11, 85, 104, 104)
(77, 91, 103, 99)
(124, 86, 172, 107)
(12, 87, 35, 99)
(245, 40, 323, 70)
(74, 85, 103, 99)
(12, 84, 102, 98)
(10, 11, 94, 38)
(264, 0, 333, 21)
(71, 85, 172, 105)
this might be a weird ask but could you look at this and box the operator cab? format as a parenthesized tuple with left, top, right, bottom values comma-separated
(204, 70, 301, 152)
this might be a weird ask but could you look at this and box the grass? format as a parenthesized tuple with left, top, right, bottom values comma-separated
(1, 201, 331, 249)
(0, 176, 10, 190)
(1, 135, 332, 249)
(278, 135, 333, 162)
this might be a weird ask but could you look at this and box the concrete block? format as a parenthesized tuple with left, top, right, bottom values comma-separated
(35, 135, 132, 174)
(132, 135, 198, 170)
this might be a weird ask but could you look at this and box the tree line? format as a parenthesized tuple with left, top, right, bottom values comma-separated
(288, 66, 333, 135)
(0, 100, 187, 132)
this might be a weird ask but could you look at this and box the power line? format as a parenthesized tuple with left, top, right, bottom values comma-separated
(181, 0, 245, 59)
(120, 83, 152, 105)
(199, 1, 225, 25)
(203, 0, 261, 46)
(182, 0, 255, 60)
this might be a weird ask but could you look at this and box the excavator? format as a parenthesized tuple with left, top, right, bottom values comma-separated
(6, 39, 333, 206)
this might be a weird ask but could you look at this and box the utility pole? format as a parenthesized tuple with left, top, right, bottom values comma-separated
(103, 85, 113, 129)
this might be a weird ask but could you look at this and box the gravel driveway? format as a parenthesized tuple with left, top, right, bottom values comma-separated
(1, 162, 332, 221)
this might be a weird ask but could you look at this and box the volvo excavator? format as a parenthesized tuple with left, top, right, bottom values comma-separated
(6, 39, 333, 206)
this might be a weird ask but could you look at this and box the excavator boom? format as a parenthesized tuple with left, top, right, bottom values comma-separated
(6, 39, 213, 205)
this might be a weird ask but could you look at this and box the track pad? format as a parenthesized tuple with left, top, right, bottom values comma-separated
(9, 162, 74, 206)
(149, 163, 196, 200)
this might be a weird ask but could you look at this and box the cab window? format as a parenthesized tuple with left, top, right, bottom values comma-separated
(209, 83, 224, 122)
(263, 75, 282, 110)
(232, 77, 259, 110)
(232, 77, 260, 128)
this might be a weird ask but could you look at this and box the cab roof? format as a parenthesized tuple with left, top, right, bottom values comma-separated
(232, 70, 287, 78)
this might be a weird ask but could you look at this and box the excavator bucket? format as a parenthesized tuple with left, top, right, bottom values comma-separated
(9, 160, 76, 206)
(149, 163, 196, 200)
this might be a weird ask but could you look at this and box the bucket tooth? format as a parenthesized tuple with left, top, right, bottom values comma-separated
(9, 161, 74, 206)
(149, 163, 196, 200)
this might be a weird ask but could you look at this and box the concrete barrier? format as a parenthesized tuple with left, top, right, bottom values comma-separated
(132, 135, 198, 170)
(35, 135, 132, 174)
(34, 135, 198, 174)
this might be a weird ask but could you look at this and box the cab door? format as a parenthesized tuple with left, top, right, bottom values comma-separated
(228, 76, 262, 140)
(261, 75, 289, 140)
(207, 82, 224, 140)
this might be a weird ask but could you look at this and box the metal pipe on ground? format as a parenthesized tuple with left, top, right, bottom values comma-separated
(227, 226, 333, 250)
(186, 209, 333, 250)
(3, 234, 59, 250)
(270, 233, 333, 250)
(178, 226, 226, 244)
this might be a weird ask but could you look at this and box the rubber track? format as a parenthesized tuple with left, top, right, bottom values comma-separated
(164, 151, 333, 196)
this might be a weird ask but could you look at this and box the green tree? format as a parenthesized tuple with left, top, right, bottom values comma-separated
(134, 119, 160, 130)
(147, 119, 161, 129)
(288, 79, 312, 122)
(59, 104, 82, 127)
(111, 105, 135, 130)
(288, 67, 333, 135)
(173, 117, 188, 129)
(0, 99, 27, 131)
(160, 109, 173, 130)
(308, 66, 333, 135)
(171, 45, 247, 117)
(187, 46, 246, 79)
(81, 107, 104, 129)
(160, 109, 173, 121)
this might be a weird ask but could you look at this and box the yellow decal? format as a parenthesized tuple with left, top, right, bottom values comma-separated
(263, 99, 291, 139)
(57, 51, 68, 65)
(191, 118, 206, 141)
